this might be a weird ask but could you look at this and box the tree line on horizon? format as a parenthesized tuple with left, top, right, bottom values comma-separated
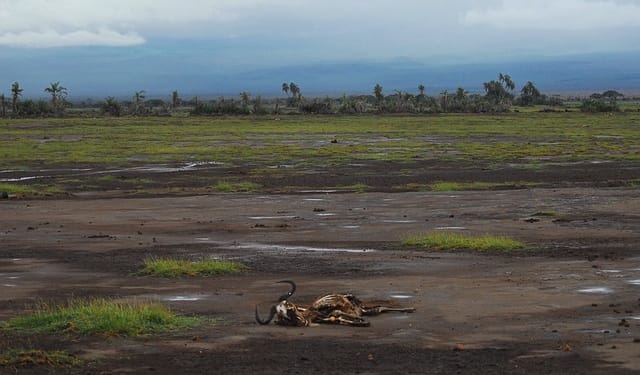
(0, 74, 629, 119)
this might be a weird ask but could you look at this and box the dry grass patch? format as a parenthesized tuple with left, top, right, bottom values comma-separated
(0, 349, 81, 369)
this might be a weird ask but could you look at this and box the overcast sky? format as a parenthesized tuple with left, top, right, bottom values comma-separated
(1, 0, 640, 96)
(2, 0, 639, 57)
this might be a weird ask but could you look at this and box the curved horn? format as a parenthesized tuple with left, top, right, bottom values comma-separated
(276, 280, 296, 301)
(255, 305, 277, 325)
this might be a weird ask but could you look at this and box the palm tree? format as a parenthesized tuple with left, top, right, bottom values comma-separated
(520, 81, 541, 106)
(11, 82, 23, 113)
(239, 91, 251, 106)
(484, 73, 515, 107)
(289, 82, 299, 96)
(0, 94, 6, 117)
(132, 90, 146, 115)
(101, 96, 121, 116)
(453, 87, 468, 111)
(394, 90, 404, 109)
(44, 81, 68, 115)
(499, 73, 515, 92)
(171, 90, 180, 110)
(440, 90, 449, 112)
(282, 83, 290, 97)
(416, 84, 426, 112)
(289, 82, 301, 105)
(239, 91, 251, 113)
(373, 84, 384, 111)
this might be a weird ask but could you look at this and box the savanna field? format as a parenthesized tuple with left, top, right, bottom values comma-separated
(1, 111, 639, 197)
(1, 111, 640, 374)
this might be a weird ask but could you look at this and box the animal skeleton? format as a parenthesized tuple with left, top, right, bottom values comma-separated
(255, 280, 415, 327)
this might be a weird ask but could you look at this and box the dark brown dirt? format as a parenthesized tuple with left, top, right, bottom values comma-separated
(1, 161, 640, 374)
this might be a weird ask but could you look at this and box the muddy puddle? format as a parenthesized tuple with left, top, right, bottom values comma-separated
(162, 294, 210, 302)
(230, 242, 375, 253)
(0, 161, 225, 182)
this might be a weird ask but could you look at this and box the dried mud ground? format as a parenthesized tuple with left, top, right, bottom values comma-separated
(1, 163, 640, 374)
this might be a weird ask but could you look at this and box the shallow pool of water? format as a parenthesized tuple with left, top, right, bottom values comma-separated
(232, 243, 374, 253)
(389, 294, 414, 299)
(249, 216, 297, 220)
(163, 295, 209, 302)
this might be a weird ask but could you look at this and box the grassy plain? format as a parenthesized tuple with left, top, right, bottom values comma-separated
(2, 113, 639, 166)
(1, 112, 638, 196)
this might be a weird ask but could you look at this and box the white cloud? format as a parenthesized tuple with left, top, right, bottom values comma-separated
(0, 0, 477, 48)
(0, 0, 263, 47)
(462, 0, 640, 30)
(0, 29, 145, 48)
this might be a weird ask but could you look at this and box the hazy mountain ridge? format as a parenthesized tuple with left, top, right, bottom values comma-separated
(3, 48, 639, 99)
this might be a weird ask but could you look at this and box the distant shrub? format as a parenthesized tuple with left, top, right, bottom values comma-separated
(300, 100, 334, 114)
(16, 100, 52, 117)
(580, 98, 619, 113)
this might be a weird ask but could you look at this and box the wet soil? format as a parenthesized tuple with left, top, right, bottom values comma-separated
(2, 159, 640, 196)
(1, 161, 640, 374)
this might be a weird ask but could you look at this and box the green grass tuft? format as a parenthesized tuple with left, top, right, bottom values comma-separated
(211, 180, 261, 193)
(403, 232, 525, 251)
(431, 182, 466, 191)
(0, 349, 81, 369)
(1, 299, 202, 336)
(0, 183, 38, 195)
(628, 179, 640, 188)
(140, 257, 248, 277)
(0, 183, 65, 197)
(339, 182, 369, 193)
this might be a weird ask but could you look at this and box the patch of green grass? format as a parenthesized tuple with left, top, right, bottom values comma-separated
(1, 299, 202, 336)
(95, 174, 117, 182)
(139, 257, 248, 277)
(403, 232, 525, 251)
(339, 182, 369, 193)
(0, 349, 81, 369)
(0, 183, 65, 197)
(431, 182, 467, 191)
(392, 182, 431, 191)
(211, 180, 262, 193)
(0, 183, 38, 195)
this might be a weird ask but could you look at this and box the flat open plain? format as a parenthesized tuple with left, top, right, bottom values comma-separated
(1, 114, 640, 373)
